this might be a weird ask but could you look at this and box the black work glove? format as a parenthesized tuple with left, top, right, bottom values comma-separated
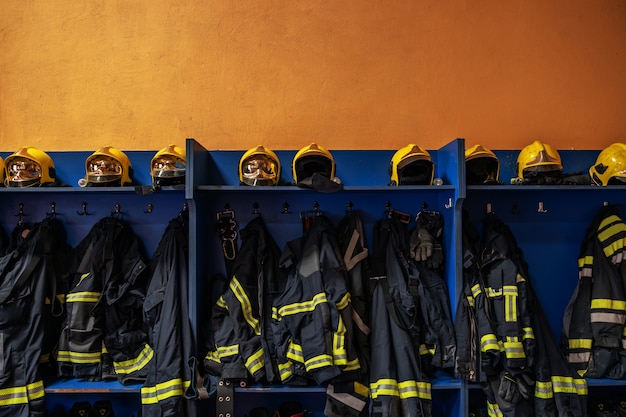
(410, 227, 434, 262)
(497, 371, 534, 403)
(411, 210, 444, 269)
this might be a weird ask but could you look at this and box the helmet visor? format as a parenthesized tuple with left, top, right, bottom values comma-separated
(7, 157, 42, 187)
(466, 158, 499, 185)
(241, 155, 279, 186)
(152, 156, 186, 179)
(87, 155, 122, 184)
(295, 156, 333, 182)
(397, 161, 433, 185)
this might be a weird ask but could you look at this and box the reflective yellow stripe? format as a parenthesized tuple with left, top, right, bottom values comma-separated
(278, 361, 293, 382)
(217, 344, 239, 358)
(216, 296, 227, 309)
(230, 277, 260, 334)
(336, 292, 351, 310)
(591, 299, 626, 311)
(578, 255, 593, 268)
(114, 343, 154, 374)
(205, 349, 220, 363)
(503, 339, 525, 359)
(286, 342, 304, 363)
(27, 380, 44, 401)
(343, 357, 360, 372)
(304, 354, 333, 371)
(56, 350, 101, 364)
(487, 401, 504, 417)
(141, 378, 190, 404)
(333, 315, 347, 365)
(245, 347, 265, 376)
(481, 334, 499, 352)
(471, 284, 482, 298)
(397, 380, 431, 400)
(0, 380, 44, 406)
(66, 291, 101, 303)
(370, 378, 399, 398)
(0, 386, 28, 406)
(272, 306, 280, 321)
(535, 380, 553, 399)
(278, 292, 328, 317)
(568, 338, 593, 349)
(522, 327, 535, 340)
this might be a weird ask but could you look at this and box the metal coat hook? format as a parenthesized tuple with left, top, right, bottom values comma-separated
(47, 202, 57, 217)
(312, 201, 321, 216)
(112, 204, 123, 218)
(486, 203, 493, 214)
(347, 201, 354, 212)
(144, 203, 153, 214)
(444, 197, 453, 209)
(252, 202, 260, 215)
(77, 201, 91, 216)
(385, 201, 392, 218)
(281, 202, 291, 214)
(537, 201, 548, 213)
(512, 202, 520, 215)
(16, 202, 26, 225)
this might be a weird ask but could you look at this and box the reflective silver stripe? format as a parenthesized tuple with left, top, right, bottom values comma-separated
(590, 312, 625, 324)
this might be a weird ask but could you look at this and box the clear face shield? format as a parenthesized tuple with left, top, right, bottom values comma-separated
(241, 154, 279, 186)
(87, 155, 123, 185)
(152, 155, 186, 186)
(6, 157, 42, 187)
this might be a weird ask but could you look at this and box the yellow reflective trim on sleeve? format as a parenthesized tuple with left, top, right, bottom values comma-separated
(217, 344, 239, 358)
(0, 386, 28, 406)
(568, 338, 593, 349)
(56, 350, 101, 364)
(535, 380, 553, 399)
(481, 334, 499, 352)
(245, 347, 265, 376)
(304, 354, 333, 371)
(278, 292, 328, 317)
(487, 401, 504, 417)
(114, 343, 154, 374)
(286, 341, 304, 363)
(336, 292, 351, 310)
(578, 255, 593, 268)
(216, 296, 227, 309)
(141, 378, 190, 405)
(272, 306, 280, 321)
(342, 357, 361, 372)
(397, 380, 432, 400)
(205, 349, 221, 363)
(471, 284, 482, 298)
(590, 299, 626, 312)
(230, 277, 261, 335)
(278, 361, 294, 382)
(522, 327, 535, 340)
(27, 380, 44, 401)
(66, 291, 101, 303)
(370, 378, 399, 398)
(503, 340, 526, 359)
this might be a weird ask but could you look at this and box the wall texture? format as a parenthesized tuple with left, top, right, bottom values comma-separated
(1, 0, 626, 151)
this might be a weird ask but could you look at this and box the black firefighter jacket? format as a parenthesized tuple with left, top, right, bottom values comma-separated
(57, 216, 151, 384)
(141, 211, 198, 417)
(563, 205, 626, 379)
(271, 214, 361, 386)
(206, 215, 288, 383)
(368, 216, 432, 417)
(0, 216, 71, 417)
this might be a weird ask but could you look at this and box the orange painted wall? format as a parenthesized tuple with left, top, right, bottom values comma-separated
(1, 0, 626, 152)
